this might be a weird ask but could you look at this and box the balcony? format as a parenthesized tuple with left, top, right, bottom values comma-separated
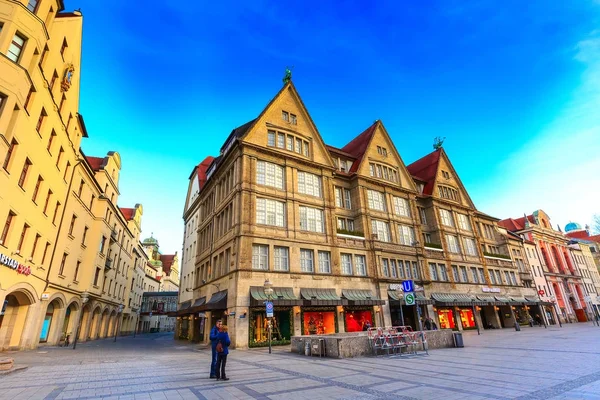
(104, 258, 113, 270)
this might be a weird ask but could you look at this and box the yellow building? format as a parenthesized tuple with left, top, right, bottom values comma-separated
(177, 80, 538, 348)
(0, 1, 145, 350)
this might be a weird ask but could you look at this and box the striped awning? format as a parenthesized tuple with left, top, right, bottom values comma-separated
(204, 290, 227, 310)
(177, 300, 192, 315)
(187, 297, 206, 314)
(495, 296, 510, 304)
(509, 296, 527, 305)
(300, 288, 347, 306)
(249, 287, 303, 307)
(476, 294, 501, 305)
(342, 289, 385, 306)
(524, 296, 541, 305)
(432, 293, 478, 306)
(388, 291, 434, 305)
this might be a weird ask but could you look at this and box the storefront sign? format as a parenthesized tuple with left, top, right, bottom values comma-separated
(198, 312, 206, 318)
(482, 287, 500, 293)
(0, 253, 32, 276)
(389, 283, 424, 292)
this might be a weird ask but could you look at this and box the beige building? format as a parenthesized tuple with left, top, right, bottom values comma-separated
(176, 81, 539, 348)
(0, 2, 146, 349)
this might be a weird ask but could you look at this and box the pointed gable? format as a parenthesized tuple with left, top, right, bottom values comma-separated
(341, 123, 376, 173)
(407, 148, 476, 208)
(237, 82, 335, 168)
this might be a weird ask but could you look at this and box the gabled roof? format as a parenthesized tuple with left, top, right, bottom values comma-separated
(160, 254, 176, 276)
(566, 230, 600, 243)
(498, 215, 536, 232)
(86, 156, 105, 171)
(406, 149, 442, 195)
(326, 145, 356, 160)
(196, 156, 215, 191)
(341, 122, 377, 173)
(119, 207, 135, 221)
(220, 119, 257, 153)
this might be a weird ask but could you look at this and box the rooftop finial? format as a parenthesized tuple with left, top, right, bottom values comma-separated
(283, 66, 294, 84)
(433, 136, 445, 150)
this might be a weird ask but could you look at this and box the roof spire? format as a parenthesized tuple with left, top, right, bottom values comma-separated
(433, 136, 445, 150)
(523, 213, 530, 228)
(283, 66, 294, 85)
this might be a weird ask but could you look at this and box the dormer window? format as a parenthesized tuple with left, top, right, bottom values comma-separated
(377, 146, 388, 157)
(282, 110, 297, 125)
(442, 170, 450, 179)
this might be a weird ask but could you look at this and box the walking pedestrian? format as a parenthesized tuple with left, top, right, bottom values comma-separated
(209, 319, 222, 379)
(216, 325, 231, 381)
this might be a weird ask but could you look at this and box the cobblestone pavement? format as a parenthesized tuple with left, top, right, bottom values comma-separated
(1, 324, 599, 400)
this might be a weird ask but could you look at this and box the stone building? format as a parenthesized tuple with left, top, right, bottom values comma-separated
(177, 81, 539, 348)
(499, 211, 587, 323)
(0, 1, 146, 350)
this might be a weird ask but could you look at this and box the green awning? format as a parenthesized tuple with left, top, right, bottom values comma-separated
(432, 293, 477, 306)
(495, 296, 510, 304)
(476, 294, 500, 305)
(342, 289, 385, 306)
(524, 296, 541, 304)
(509, 296, 527, 305)
(432, 293, 457, 304)
(300, 288, 346, 306)
(454, 294, 477, 306)
(388, 291, 433, 305)
(250, 287, 303, 307)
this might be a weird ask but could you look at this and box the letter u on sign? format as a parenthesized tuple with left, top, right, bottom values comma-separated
(402, 280, 414, 293)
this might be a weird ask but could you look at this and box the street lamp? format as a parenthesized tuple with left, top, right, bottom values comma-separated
(73, 291, 89, 350)
(133, 309, 141, 338)
(395, 285, 405, 326)
(114, 304, 124, 342)
(263, 279, 274, 354)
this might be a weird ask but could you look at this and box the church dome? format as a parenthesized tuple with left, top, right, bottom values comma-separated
(564, 222, 582, 232)
(143, 236, 158, 245)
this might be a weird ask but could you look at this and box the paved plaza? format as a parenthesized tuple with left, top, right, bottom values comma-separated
(0, 324, 599, 400)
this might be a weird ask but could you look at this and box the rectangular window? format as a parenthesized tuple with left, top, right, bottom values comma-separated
(393, 197, 411, 217)
(367, 190, 386, 211)
(273, 246, 289, 271)
(50, 70, 58, 92)
(252, 244, 268, 270)
(341, 253, 353, 275)
(286, 136, 293, 151)
(382, 258, 389, 277)
(256, 198, 285, 227)
(429, 263, 438, 281)
(52, 202, 60, 224)
(277, 132, 285, 148)
(24, 88, 34, 111)
(63, 161, 70, 181)
(463, 237, 478, 256)
(398, 225, 415, 246)
(282, 111, 289, 122)
(439, 209, 454, 227)
(56, 147, 64, 168)
(489, 269, 496, 285)
(371, 219, 390, 242)
(18, 158, 32, 188)
(30, 233, 40, 259)
(439, 264, 448, 281)
(471, 267, 479, 283)
(59, 95, 66, 112)
(355, 255, 366, 276)
(43, 190, 52, 215)
(99, 236, 106, 253)
(510, 271, 517, 285)
(59, 253, 67, 275)
(16, 223, 28, 252)
(82, 226, 88, 246)
(32, 175, 43, 203)
(457, 214, 472, 231)
(47, 130, 57, 153)
(390, 259, 397, 278)
(3, 139, 17, 171)
(452, 265, 459, 282)
(504, 271, 511, 285)
(41, 241, 50, 264)
(495, 270, 502, 284)
(300, 249, 314, 273)
(479, 268, 486, 283)
(290, 114, 297, 124)
(94, 267, 101, 286)
(297, 172, 322, 197)
(295, 138, 301, 153)
(335, 187, 343, 208)
(256, 160, 284, 189)
(299, 206, 324, 233)
(445, 234, 460, 253)
(68, 215, 76, 235)
(36, 108, 47, 133)
(412, 261, 419, 280)
(460, 266, 468, 282)
(318, 251, 331, 274)
(8, 34, 26, 62)
(27, 0, 39, 12)
(397, 260, 405, 278)
(267, 130, 275, 146)
(60, 38, 68, 59)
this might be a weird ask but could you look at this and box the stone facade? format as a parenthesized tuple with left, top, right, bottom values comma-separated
(177, 81, 538, 349)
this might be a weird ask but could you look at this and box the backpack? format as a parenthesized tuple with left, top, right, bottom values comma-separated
(216, 341, 223, 353)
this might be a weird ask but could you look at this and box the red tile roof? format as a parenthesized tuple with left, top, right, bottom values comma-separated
(406, 149, 441, 195)
(119, 207, 135, 221)
(86, 156, 105, 171)
(498, 215, 537, 232)
(326, 145, 356, 160)
(160, 254, 176, 276)
(341, 122, 377, 173)
(566, 230, 600, 243)
(197, 156, 215, 190)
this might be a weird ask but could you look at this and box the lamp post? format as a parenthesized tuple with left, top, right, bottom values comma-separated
(114, 304, 124, 342)
(73, 292, 89, 350)
(395, 286, 405, 326)
(263, 279, 274, 354)
(133, 309, 141, 338)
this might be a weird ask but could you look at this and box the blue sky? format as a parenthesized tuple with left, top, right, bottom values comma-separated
(74, 0, 600, 253)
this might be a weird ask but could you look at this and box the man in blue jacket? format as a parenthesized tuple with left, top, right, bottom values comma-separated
(209, 319, 222, 378)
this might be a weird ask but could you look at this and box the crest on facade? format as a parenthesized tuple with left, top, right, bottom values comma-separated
(61, 64, 75, 92)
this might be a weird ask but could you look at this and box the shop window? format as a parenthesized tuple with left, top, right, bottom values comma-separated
(459, 309, 476, 329)
(303, 310, 336, 335)
(344, 310, 373, 332)
(250, 308, 293, 347)
(437, 309, 456, 329)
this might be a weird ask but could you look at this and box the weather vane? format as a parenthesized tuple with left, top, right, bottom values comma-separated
(283, 66, 294, 84)
(433, 136, 446, 150)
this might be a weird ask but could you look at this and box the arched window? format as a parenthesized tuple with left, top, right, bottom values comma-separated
(541, 248, 554, 272)
(551, 247, 565, 273)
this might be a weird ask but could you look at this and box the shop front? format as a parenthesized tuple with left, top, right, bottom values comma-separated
(431, 293, 483, 331)
(248, 287, 302, 347)
(341, 289, 385, 332)
(476, 294, 502, 329)
(388, 290, 434, 330)
(300, 288, 346, 335)
(204, 291, 228, 332)
(176, 300, 192, 339)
